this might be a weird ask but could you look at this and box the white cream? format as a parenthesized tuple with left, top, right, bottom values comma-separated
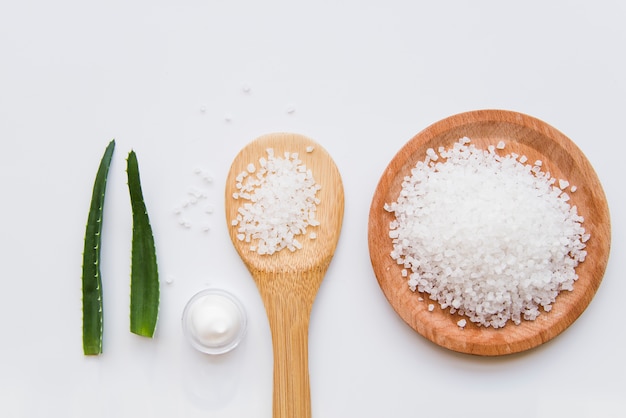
(182, 289, 246, 354)
(189, 294, 241, 347)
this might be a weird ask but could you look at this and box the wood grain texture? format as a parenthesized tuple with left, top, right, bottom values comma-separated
(225, 133, 344, 417)
(368, 109, 611, 356)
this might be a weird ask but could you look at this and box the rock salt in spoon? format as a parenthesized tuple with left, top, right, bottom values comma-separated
(225, 133, 344, 418)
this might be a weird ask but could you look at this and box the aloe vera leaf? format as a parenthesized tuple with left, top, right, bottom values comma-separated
(126, 150, 160, 337)
(82, 139, 115, 355)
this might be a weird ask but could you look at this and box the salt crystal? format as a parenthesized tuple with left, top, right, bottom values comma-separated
(385, 137, 588, 328)
(230, 148, 321, 254)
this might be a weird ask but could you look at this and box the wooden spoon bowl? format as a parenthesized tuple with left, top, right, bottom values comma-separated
(225, 133, 344, 417)
(368, 109, 611, 356)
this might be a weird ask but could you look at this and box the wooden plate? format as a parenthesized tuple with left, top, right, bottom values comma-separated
(368, 109, 611, 356)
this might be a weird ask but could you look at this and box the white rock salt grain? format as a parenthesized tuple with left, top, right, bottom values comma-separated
(386, 137, 588, 328)
(174, 168, 217, 233)
(231, 148, 321, 255)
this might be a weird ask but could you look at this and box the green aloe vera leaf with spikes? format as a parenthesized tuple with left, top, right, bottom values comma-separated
(126, 150, 160, 337)
(82, 139, 115, 355)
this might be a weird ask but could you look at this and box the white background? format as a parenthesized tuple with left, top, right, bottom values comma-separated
(1, 1, 624, 417)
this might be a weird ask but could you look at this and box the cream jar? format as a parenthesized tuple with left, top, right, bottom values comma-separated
(182, 288, 247, 354)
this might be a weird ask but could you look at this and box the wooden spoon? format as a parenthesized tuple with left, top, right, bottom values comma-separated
(225, 133, 344, 417)
(369, 109, 611, 356)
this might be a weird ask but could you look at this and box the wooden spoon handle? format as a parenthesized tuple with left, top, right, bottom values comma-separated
(256, 270, 325, 418)
(267, 297, 312, 418)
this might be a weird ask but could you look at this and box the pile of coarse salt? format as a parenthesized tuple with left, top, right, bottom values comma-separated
(384, 137, 589, 328)
(231, 148, 321, 255)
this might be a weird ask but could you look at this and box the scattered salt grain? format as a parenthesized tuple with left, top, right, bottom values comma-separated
(230, 148, 321, 255)
(286, 104, 296, 114)
(306, 146, 315, 153)
(457, 319, 467, 328)
(496, 140, 506, 150)
(174, 168, 217, 233)
(428, 304, 435, 312)
(385, 137, 587, 328)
